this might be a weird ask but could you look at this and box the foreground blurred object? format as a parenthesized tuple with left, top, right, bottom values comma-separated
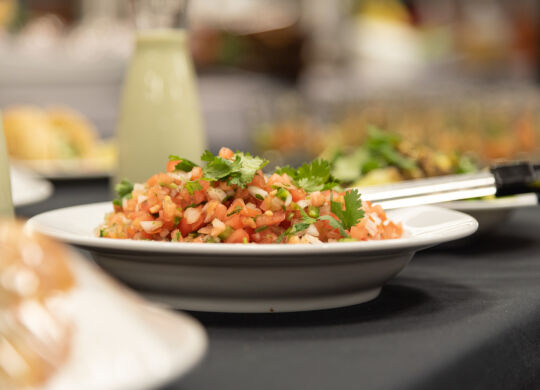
(115, 0, 206, 185)
(0, 113, 13, 217)
(0, 220, 206, 389)
(3, 106, 116, 179)
(0, 220, 74, 389)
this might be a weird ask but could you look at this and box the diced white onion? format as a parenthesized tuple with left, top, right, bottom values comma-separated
(168, 171, 191, 181)
(197, 226, 213, 235)
(208, 187, 227, 202)
(284, 192, 292, 207)
(185, 207, 201, 224)
(212, 218, 226, 229)
(304, 234, 322, 244)
(365, 219, 378, 236)
(140, 221, 162, 233)
(137, 195, 148, 205)
(306, 224, 319, 237)
(297, 199, 310, 209)
(248, 186, 268, 199)
(370, 213, 381, 226)
(211, 218, 226, 236)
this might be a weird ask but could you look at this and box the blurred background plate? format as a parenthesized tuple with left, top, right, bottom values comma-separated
(440, 193, 538, 234)
(11, 166, 53, 206)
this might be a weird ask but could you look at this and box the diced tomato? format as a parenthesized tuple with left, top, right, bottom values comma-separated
(219, 147, 235, 160)
(191, 166, 203, 179)
(290, 188, 306, 202)
(179, 212, 204, 235)
(225, 214, 243, 229)
(255, 211, 285, 227)
(167, 160, 180, 172)
(225, 228, 250, 243)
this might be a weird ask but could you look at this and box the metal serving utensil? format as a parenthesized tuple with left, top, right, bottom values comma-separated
(354, 162, 540, 210)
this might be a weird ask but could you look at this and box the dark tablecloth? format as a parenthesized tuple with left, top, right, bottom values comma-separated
(16, 179, 540, 390)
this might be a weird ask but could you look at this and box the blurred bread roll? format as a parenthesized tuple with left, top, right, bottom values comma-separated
(2, 105, 98, 160)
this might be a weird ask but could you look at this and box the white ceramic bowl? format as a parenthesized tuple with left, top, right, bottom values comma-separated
(27, 202, 478, 313)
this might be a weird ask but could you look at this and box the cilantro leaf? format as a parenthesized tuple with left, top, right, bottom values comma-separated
(185, 180, 203, 195)
(113, 179, 133, 208)
(329, 189, 364, 230)
(277, 159, 340, 193)
(201, 150, 268, 188)
(201, 150, 216, 162)
(319, 215, 349, 237)
(168, 155, 198, 172)
(204, 157, 233, 180)
(275, 165, 297, 178)
(115, 179, 133, 198)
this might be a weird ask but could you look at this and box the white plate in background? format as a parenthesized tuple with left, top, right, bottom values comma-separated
(28, 202, 478, 313)
(11, 166, 53, 207)
(441, 193, 538, 234)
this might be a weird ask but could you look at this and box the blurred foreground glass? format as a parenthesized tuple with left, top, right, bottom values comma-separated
(0, 112, 13, 217)
(115, 0, 206, 185)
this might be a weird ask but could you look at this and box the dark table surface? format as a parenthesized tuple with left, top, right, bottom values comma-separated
(16, 179, 540, 390)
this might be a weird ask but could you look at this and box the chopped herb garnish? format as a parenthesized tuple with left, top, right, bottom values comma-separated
(99, 229, 105, 237)
(276, 187, 289, 201)
(113, 179, 134, 208)
(276, 159, 340, 193)
(185, 180, 203, 195)
(201, 150, 268, 188)
(255, 194, 264, 201)
(307, 205, 320, 218)
(242, 237, 248, 244)
(218, 225, 234, 240)
(168, 155, 199, 172)
(227, 206, 242, 217)
(174, 216, 182, 227)
(255, 225, 268, 232)
(330, 189, 364, 230)
(159, 182, 178, 190)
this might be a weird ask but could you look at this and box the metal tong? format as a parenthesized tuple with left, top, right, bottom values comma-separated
(355, 162, 540, 209)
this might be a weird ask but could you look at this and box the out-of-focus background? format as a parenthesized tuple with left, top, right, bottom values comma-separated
(1, 0, 539, 171)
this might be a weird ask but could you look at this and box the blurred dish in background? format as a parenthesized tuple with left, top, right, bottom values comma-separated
(323, 126, 479, 188)
(254, 90, 540, 165)
(3, 106, 116, 179)
(1, 220, 206, 390)
(10, 166, 53, 207)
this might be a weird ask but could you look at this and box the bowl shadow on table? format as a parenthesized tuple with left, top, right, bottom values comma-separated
(185, 277, 488, 338)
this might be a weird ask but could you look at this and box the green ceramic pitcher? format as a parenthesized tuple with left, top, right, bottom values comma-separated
(0, 112, 13, 217)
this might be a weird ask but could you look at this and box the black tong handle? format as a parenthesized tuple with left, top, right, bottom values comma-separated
(491, 162, 540, 196)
